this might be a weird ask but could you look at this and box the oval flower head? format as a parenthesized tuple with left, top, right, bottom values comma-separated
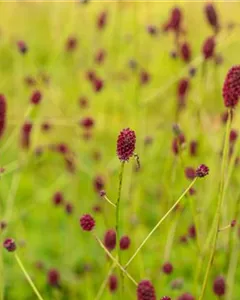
(223, 65, 240, 108)
(117, 128, 136, 161)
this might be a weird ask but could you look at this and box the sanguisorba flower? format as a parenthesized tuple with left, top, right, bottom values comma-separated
(80, 214, 95, 231)
(180, 42, 191, 63)
(202, 36, 215, 60)
(163, 7, 182, 34)
(104, 229, 116, 251)
(204, 3, 219, 33)
(222, 65, 240, 108)
(117, 128, 136, 161)
(195, 164, 209, 178)
(108, 275, 118, 293)
(213, 276, 226, 296)
(21, 121, 33, 149)
(0, 94, 7, 138)
(137, 280, 156, 300)
(3, 238, 16, 252)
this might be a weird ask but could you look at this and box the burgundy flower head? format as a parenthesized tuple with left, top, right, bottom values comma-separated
(92, 77, 104, 92)
(80, 214, 95, 231)
(229, 129, 238, 144)
(0, 94, 6, 138)
(185, 167, 196, 180)
(93, 176, 105, 193)
(65, 202, 73, 214)
(86, 70, 96, 82)
(140, 70, 151, 85)
(178, 78, 189, 100)
(180, 42, 191, 63)
(189, 140, 198, 156)
(137, 280, 156, 300)
(231, 219, 236, 227)
(147, 25, 158, 36)
(120, 235, 131, 250)
(162, 262, 173, 275)
(21, 121, 33, 149)
(108, 275, 118, 293)
(223, 65, 240, 108)
(104, 229, 116, 251)
(202, 37, 215, 60)
(17, 40, 27, 54)
(177, 293, 195, 300)
(66, 36, 78, 52)
(79, 96, 88, 108)
(164, 7, 182, 33)
(48, 269, 60, 287)
(97, 11, 107, 30)
(41, 122, 51, 132)
(195, 164, 209, 178)
(3, 238, 16, 252)
(31, 90, 42, 105)
(80, 117, 95, 129)
(53, 192, 64, 206)
(213, 276, 226, 296)
(188, 224, 196, 239)
(95, 49, 106, 64)
(204, 4, 219, 32)
(172, 133, 185, 155)
(117, 128, 136, 161)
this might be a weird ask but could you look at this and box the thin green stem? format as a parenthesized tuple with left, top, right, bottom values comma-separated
(198, 109, 231, 300)
(14, 253, 44, 300)
(125, 178, 197, 269)
(93, 234, 137, 286)
(115, 161, 125, 298)
(104, 196, 116, 208)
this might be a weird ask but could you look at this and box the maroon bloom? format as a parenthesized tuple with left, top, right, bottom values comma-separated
(65, 202, 73, 214)
(99, 190, 106, 197)
(202, 37, 215, 60)
(222, 65, 240, 108)
(137, 280, 156, 300)
(177, 78, 189, 108)
(53, 192, 64, 206)
(92, 77, 104, 92)
(66, 36, 78, 52)
(231, 220, 237, 227)
(21, 121, 33, 149)
(104, 229, 116, 251)
(185, 167, 196, 180)
(93, 176, 105, 193)
(229, 129, 238, 144)
(80, 214, 95, 231)
(0, 221, 7, 231)
(79, 96, 88, 108)
(48, 269, 60, 287)
(97, 11, 107, 30)
(172, 133, 185, 155)
(213, 276, 226, 296)
(189, 140, 198, 156)
(180, 42, 191, 63)
(204, 4, 219, 32)
(188, 225, 196, 239)
(140, 70, 151, 85)
(117, 128, 136, 161)
(177, 293, 195, 300)
(86, 70, 96, 82)
(0, 94, 6, 138)
(120, 235, 131, 250)
(17, 40, 27, 54)
(195, 164, 209, 178)
(3, 238, 16, 252)
(162, 262, 173, 275)
(108, 275, 118, 293)
(95, 49, 106, 64)
(80, 117, 94, 129)
(31, 90, 42, 105)
(163, 7, 182, 33)
(147, 25, 158, 36)
(41, 122, 51, 132)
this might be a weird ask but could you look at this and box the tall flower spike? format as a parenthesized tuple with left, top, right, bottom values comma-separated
(117, 128, 136, 161)
(137, 280, 156, 300)
(204, 4, 219, 32)
(223, 65, 240, 108)
(0, 94, 6, 138)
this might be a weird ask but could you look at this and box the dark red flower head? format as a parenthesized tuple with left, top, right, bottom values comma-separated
(0, 94, 7, 138)
(17, 40, 27, 54)
(95, 49, 106, 64)
(202, 37, 215, 60)
(21, 121, 33, 149)
(93, 176, 105, 193)
(147, 25, 158, 36)
(231, 219, 236, 227)
(189, 140, 198, 156)
(188, 224, 196, 239)
(108, 275, 118, 293)
(180, 42, 191, 63)
(48, 269, 60, 287)
(185, 167, 196, 180)
(117, 128, 136, 161)
(162, 262, 173, 275)
(80, 214, 95, 231)
(140, 70, 151, 85)
(172, 133, 185, 155)
(177, 78, 189, 106)
(223, 65, 240, 108)
(80, 117, 95, 129)
(120, 235, 131, 250)
(177, 293, 195, 300)
(164, 7, 182, 33)
(229, 129, 238, 144)
(137, 280, 156, 300)
(66, 36, 78, 52)
(104, 229, 116, 251)
(65, 202, 73, 214)
(3, 238, 16, 252)
(92, 77, 104, 92)
(31, 90, 42, 105)
(97, 11, 107, 30)
(195, 164, 209, 178)
(213, 276, 226, 296)
(204, 4, 219, 32)
(53, 192, 64, 206)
